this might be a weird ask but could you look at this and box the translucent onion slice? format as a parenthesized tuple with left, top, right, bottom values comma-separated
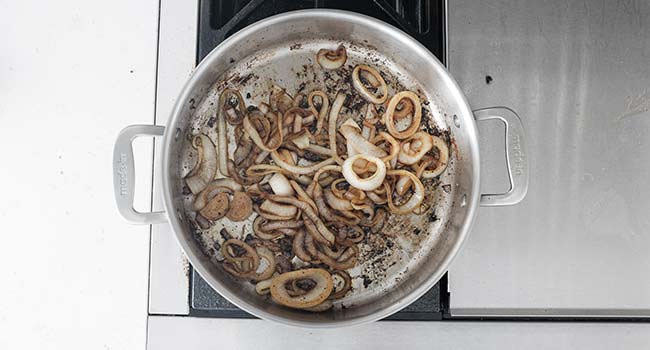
(324, 189, 353, 211)
(185, 135, 218, 194)
(268, 173, 294, 196)
(329, 92, 346, 164)
(342, 155, 386, 191)
(340, 119, 387, 158)
(243, 112, 283, 152)
(398, 131, 433, 165)
(385, 170, 425, 214)
(308, 90, 330, 134)
(421, 136, 450, 178)
(385, 91, 422, 139)
(260, 199, 298, 218)
(352, 64, 388, 104)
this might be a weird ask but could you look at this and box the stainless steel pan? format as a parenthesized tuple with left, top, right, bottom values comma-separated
(113, 10, 528, 327)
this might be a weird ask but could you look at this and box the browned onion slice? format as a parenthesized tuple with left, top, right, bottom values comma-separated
(270, 269, 333, 309)
(421, 136, 450, 178)
(316, 45, 347, 70)
(385, 91, 422, 140)
(185, 135, 218, 194)
(352, 64, 388, 104)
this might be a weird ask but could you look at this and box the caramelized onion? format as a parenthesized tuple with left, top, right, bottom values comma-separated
(421, 136, 449, 178)
(316, 45, 347, 70)
(270, 151, 335, 175)
(385, 91, 422, 139)
(308, 90, 330, 134)
(329, 92, 346, 164)
(268, 195, 336, 244)
(185, 135, 218, 194)
(270, 269, 333, 309)
(342, 154, 386, 191)
(244, 112, 283, 152)
(329, 270, 352, 299)
(385, 170, 425, 214)
(352, 64, 388, 104)
(260, 199, 298, 218)
(219, 89, 247, 125)
(398, 131, 433, 165)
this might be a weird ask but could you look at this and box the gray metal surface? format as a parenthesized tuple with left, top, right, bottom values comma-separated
(448, 0, 650, 316)
(147, 316, 650, 350)
(158, 9, 487, 327)
(191, 269, 440, 317)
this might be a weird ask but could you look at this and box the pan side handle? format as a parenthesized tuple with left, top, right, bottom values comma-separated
(113, 125, 167, 224)
(474, 107, 529, 206)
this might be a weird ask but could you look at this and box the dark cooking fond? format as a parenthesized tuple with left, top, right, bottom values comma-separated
(183, 45, 450, 312)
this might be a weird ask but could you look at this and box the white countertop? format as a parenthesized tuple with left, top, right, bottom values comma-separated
(0, 0, 159, 348)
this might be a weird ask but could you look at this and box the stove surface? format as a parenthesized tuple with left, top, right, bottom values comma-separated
(189, 0, 447, 320)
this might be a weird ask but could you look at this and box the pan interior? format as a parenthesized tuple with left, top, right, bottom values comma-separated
(178, 39, 456, 310)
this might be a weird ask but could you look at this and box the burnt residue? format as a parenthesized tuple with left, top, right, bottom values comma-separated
(362, 275, 373, 288)
(428, 209, 439, 223)
(289, 43, 302, 50)
(206, 116, 216, 128)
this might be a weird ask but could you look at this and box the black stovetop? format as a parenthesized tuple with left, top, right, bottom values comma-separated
(190, 0, 448, 320)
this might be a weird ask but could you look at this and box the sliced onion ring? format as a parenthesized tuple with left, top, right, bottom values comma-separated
(342, 155, 386, 191)
(385, 170, 425, 214)
(185, 135, 218, 194)
(421, 136, 450, 178)
(244, 112, 283, 152)
(398, 131, 433, 165)
(270, 269, 333, 309)
(340, 119, 387, 158)
(308, 90, 330, 134)
(328, 92, 346, 164)
(352, 64, 388, 104)
(385, 91, 422, 139)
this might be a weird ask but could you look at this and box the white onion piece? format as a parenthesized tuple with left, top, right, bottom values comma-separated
(342, 154, 386, 191)
(340, 119, 387, 158)
(398, 131, 433, 165)
(292, 133, 310, 149)
(185, 135, 218, 194)
(422, 136, 450, 178)
(216, 105, 229, 177)
(269, 173, 294, 196)
(260, 199, 298, 218)
(271, 151, 335, 175)
(352, 64, 388, 104)
(385, 91, 422, 139)
(255, 278, 273, 295)
(305, 144, 333, 156)
(324, 189, 353, 211)
(329, 92, 345, 164)
(395, 174, 412, 196)
(386, 170, 425, 214)
(316, 46, 347, 70)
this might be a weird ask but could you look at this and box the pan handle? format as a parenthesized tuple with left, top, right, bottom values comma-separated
(473, 107, 529, 206)
(113, 124, 167, 224)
